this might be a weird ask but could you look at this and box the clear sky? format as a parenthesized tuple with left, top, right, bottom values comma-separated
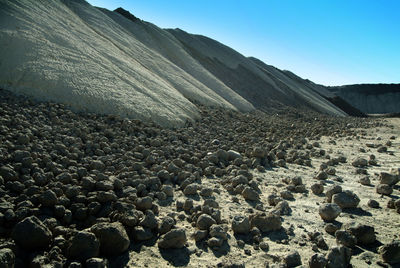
(87, 0, 399, 86)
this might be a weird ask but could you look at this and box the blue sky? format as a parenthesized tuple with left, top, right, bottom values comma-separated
(87, 0, 399, 86)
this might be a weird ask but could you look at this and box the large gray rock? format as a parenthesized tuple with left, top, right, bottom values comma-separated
(352, 157, 368, 168)
(379, 240, 400, 264)
(158, 229, 187, 249)
(309, 253, 327, 268)
(91, 222, 130, 256)
(68, 231, 100, 261)
(12, 216, 52, 250)
(332, 190, 360, 209)
(284, 251, 302, 267)
(319, 203, 341, 222)
(335, 230, 357, 248)
(250, 213, 281, 233)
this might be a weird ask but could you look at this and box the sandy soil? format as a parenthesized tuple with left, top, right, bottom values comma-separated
(113, 118, 400, 268)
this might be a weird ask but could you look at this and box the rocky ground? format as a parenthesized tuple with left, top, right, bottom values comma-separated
(0, 88, 399, 268)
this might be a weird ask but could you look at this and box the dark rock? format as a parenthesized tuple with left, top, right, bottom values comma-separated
(332, 190, 360, 209)
(379, 240, 400, 264)
(12, 216, 52, 250)
(67, 231, 100, 261)
(344, 222, 376, 245)
(319, 203, 341, 221)
(91, 222, 130, 256)
(231, 215, 250, 234)
(326, 246, 352, 268)
(158, 229, 187, 249)
(249, 213, 281, 233)
(335, 230, 357, 248)
(197, 214, 216, 230)
(0, 248, 14, 268)
(376, 184, 393, 195)
(284, 251, 301, 267)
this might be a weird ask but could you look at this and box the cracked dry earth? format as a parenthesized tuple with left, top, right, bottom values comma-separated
(0, 89, 399, 268)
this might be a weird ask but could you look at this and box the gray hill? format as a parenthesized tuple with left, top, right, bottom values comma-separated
(0, 0, 350, 127)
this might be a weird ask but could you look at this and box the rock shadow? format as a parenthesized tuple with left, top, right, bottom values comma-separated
(342, 207, 372, 217)
(159, 247, 191, 267)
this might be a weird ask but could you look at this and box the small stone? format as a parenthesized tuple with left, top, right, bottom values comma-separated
(332, 190, 360, 209)
(242, 187, 259, 201)
(67, 231, 100, 261)
(379, 172, 399, 186)
(376, 184, 393, 195)
(311, 183, 324, 195)
(158, 216, 175, 235)
(161, 185, 174, 197)
(309, 253, 327, 268)
(197, 214, 216, 230)
(284, 251, 302, 267)
(183, 183, 198, 195)
(280, 190, 294, 200)
(325, 185, 342, 203)
(378, 240, 400, 264)
(319, 203, 341, 222)
(344, 222, 376, 245)
(367, 199, 380, 208)
(259, 241, 269, 251)
(315, 171, 328, 180)
(132, 226, 153, 241)
(359, 176, 371, 186)
(250, 213, 281, 233)
(326, 246, 352, 268)
(135, 196, 153, 211)
(209, 225, 228, 240)
(0, 248, 15, 268)
(335, 230, 357, 248)
(192, 230, 208, 242)
(352, 158, 368, 167)
(158, 229, 187, 249)
(207, 237, 223, 248)
(232, 215, 250, 234)
(86, 258, 109, 268)
(91, 222, 130, 256)
(325, 223, 340, 235)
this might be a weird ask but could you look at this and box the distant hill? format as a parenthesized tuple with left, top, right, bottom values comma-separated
(328, 84, 400, 114)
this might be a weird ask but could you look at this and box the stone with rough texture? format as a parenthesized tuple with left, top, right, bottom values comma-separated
(378, 240, 400, 264)
(309, 253, 327, 268)
(91, 222, 130, 256)
(241, 187, 259, 201)
(344, 222, 376, 245)
(319, 203, 341, 221)
(232, 216, 250, 234)
(332, 190, 360, 209)
(284, 251, 302, 267)
(376, 184, 393, 195)
(196, 214, 216, 230)
(0, 248, 15, 268)
(250, 213, 281, 233)
(326, 246, 352, 268)
(158, 229, 187, 249)
(12, 216, 52, 250)
(68, 231, 100, 261)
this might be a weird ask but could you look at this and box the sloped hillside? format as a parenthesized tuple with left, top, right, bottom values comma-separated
(0, 0, 347, 128)
(328, 84, 400, 114)
(168, 29, 347, 116)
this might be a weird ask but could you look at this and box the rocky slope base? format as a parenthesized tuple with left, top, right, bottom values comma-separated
(0, 89, 399, 267)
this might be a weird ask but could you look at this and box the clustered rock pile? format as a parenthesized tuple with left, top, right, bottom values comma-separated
(0, 89, 398, 267)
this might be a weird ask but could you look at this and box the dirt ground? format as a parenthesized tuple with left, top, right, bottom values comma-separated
(113, 118, 400, 268)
